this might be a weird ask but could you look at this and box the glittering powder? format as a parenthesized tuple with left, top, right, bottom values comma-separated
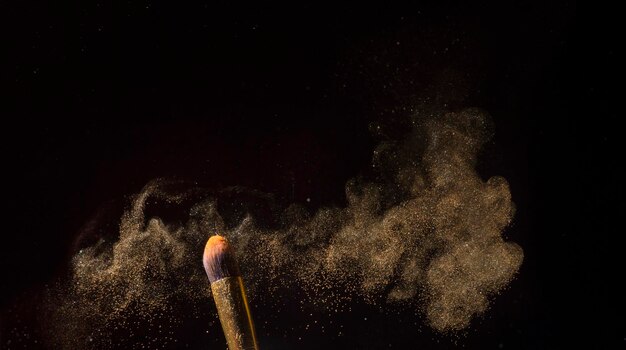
(44, 108, 523, 347)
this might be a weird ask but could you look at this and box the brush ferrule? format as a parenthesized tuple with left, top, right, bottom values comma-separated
(211, 276, 259, 350)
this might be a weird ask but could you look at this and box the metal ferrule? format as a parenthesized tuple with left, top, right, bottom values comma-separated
(211, 276, 259, 350)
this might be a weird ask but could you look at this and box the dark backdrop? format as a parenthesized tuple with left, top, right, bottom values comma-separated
(2, 1, 622, 349)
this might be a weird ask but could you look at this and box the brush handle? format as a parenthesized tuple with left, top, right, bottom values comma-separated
(211, 276, 259, 350)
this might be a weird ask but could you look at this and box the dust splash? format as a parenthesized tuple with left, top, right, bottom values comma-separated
(46, 108, 523, 347)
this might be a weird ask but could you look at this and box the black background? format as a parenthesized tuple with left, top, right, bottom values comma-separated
(2, 1, 623, 349)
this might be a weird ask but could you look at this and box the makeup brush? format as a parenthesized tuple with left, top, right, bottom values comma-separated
(203, 235, 259, 350)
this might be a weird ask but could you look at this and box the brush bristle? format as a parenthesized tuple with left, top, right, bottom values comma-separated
(203, 235, 241, 283)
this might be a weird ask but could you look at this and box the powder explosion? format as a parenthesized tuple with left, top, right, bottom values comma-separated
(45, 108, 523, 348)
